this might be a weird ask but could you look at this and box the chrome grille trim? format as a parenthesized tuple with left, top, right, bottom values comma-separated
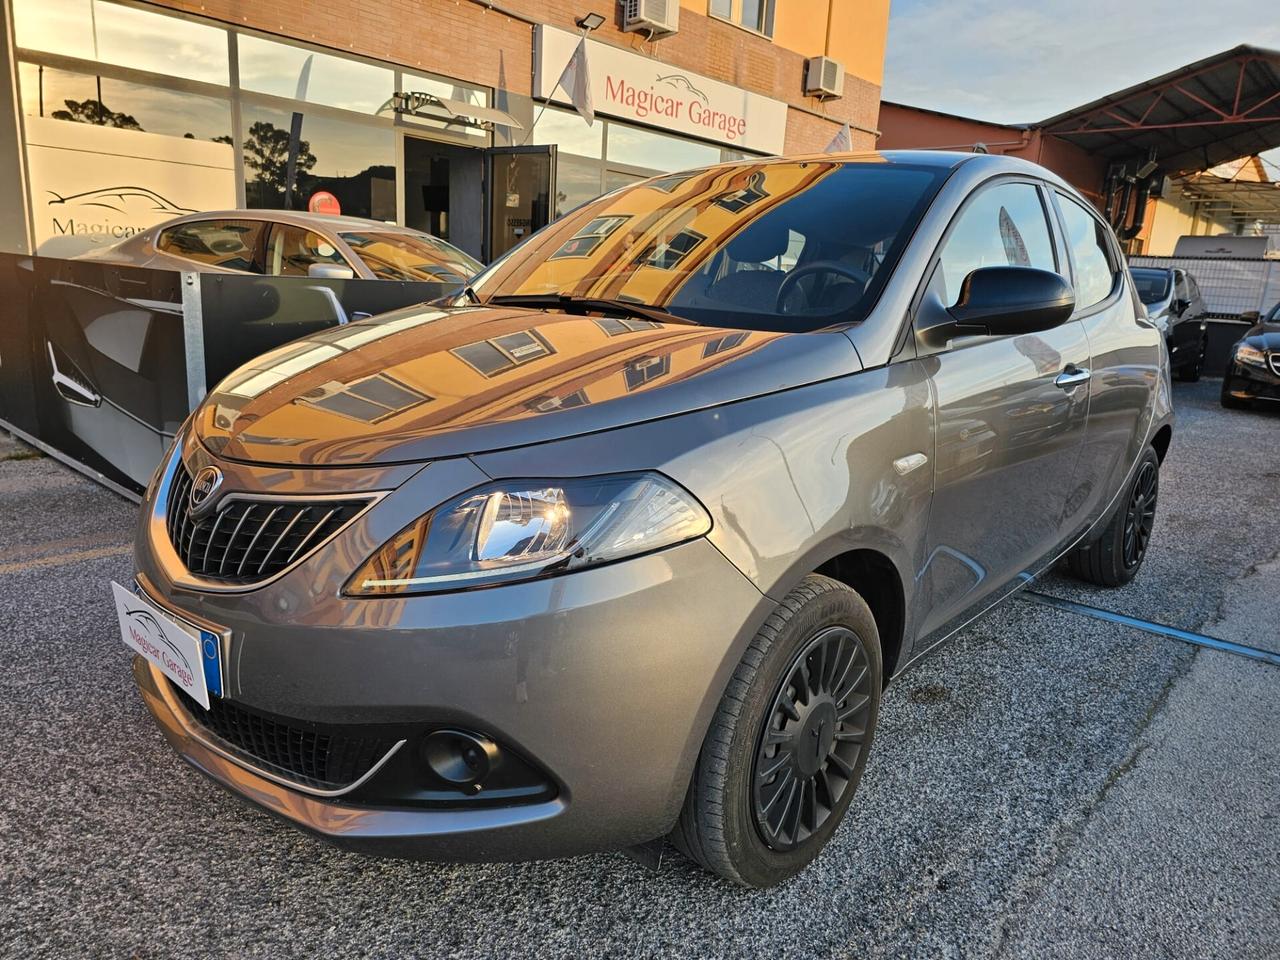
(1268, 353, 1280, 377)
(160, 461, 378, 589)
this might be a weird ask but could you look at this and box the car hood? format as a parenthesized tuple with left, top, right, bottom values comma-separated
(196, 304, 862, 466)
(1242, 322, 1280, 352)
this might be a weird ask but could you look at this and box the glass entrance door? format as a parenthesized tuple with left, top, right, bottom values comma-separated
(401, 135, 486, 262)
(485, 145, 556, 260)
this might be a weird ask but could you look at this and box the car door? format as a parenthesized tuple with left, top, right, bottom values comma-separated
(915, 178, 1091, 641)
(1050, 190, 1156, 539)
(263, 223, 357, 277)
(1167, 269, 1200, 367)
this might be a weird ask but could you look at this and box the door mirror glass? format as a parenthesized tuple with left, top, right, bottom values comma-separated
(307, 262, 355, 280)
(949, 266, 1076, 336)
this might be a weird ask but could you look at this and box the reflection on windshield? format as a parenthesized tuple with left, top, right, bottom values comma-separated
(472, 159, 948, 334)
(340, 232, 481, 283)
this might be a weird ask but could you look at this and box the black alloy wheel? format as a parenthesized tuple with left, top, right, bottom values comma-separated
(752, 626, 872, 850)
(672, 574, 883, 887)
(1066, 446, 1161, 588)
(1122, 459, 1158, 570)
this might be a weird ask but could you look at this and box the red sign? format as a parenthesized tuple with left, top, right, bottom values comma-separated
(308, 190, 341, 215)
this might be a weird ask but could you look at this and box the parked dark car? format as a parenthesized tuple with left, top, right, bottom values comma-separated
(1129, 266, 1208, 380)
(114, 151, 1172, 888)
(1221, 302, 1280, 409)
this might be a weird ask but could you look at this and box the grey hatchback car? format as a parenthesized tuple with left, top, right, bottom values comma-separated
(116, 151, 1172, 887)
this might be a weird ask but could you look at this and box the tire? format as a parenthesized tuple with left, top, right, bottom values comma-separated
(1066, 447, 1160, 587)
(672, 574, 882, 887)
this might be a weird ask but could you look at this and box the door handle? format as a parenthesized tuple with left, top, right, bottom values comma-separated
(1054, 365, 1091, 390)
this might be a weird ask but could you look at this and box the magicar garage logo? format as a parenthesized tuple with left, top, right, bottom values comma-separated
(604, 72, 749, 142)
(122, 606, 197, 690)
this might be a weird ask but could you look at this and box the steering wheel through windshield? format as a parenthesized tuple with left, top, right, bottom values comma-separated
(775, 260, 871, 314)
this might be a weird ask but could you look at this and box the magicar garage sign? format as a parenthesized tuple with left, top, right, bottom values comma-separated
(534, 25, 787, 155)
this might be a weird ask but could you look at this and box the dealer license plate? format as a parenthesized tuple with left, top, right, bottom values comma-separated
(111, 581, 222, 709)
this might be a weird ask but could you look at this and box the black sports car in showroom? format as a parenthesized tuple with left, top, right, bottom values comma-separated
(1221, 302, 1280, 409)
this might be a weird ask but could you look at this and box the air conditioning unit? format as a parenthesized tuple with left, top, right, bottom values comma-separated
(804, 56, 845, 100)
(622, 0, 680, 37)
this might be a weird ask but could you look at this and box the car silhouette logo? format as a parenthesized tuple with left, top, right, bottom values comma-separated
(190, 466, 223, 513)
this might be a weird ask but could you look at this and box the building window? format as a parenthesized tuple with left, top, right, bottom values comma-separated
(526, 389, 589, 413)
(702, 332, 750, 357)
(645, 228, 706, 270)
(709, 0, 776, 38)
(595, 317, 661, 336)
(299, 375, 431, 424)
(452, 330, 555, 377)
(713, 171, 769, 213)
(550, 216, 631, 259)
(239, 103, 395, 219)
(623, 355, 670, 391)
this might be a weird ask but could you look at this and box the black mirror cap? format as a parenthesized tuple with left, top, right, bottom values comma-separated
(1239, 310, 1261, 324)
(949, 266, 1076, 337)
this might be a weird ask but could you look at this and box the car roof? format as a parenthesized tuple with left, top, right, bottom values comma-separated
(158, 210, 417, 233)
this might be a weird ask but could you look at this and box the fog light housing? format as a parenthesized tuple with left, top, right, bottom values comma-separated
(422, 729, 500, 793)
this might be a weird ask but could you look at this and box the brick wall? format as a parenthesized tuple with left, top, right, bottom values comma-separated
(147, 0, 881, 153)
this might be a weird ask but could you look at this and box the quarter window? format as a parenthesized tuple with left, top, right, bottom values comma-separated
(936, 182, 1057, 308)
(156, 219, 266, 273)
(1057, 194, 1117, 311)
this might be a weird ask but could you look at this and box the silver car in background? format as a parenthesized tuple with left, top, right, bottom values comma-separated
(117, 151, 1172, 888)
(76, 209, 482, 284)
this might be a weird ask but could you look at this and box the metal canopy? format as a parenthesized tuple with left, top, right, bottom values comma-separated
(1176, 174, 1280, 222)
(1040, 45, 1280, 176)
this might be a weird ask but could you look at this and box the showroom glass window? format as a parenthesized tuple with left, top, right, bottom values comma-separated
(935, 182, 1057, 307)
(1057, 193, 1118, 310)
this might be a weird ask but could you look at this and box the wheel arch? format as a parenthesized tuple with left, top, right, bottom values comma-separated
(1151, 423, 1172, 463)
(811, 548, 907, 683)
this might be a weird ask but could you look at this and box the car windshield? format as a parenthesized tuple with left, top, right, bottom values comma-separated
(470, 160, 951, 333)
(340, 231, 482, 284)
(1129, 267, 1172, 305)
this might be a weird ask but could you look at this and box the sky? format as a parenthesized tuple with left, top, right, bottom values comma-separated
(883, 0, 1279, 127)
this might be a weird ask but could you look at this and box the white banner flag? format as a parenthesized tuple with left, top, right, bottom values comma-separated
(556, 38, 595, 126)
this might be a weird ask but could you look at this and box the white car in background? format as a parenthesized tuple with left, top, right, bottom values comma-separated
(74, 210, 482, 285)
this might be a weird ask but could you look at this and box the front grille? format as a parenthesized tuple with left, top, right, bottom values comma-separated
(172, 684, 398, 792)
(166, 464, 370, 585)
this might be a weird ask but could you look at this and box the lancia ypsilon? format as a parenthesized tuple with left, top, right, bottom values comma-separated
(115, 151, 1172, 887)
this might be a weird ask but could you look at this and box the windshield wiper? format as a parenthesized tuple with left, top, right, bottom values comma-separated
(486, 293, 699, 326)
(461, 285, 482, 304)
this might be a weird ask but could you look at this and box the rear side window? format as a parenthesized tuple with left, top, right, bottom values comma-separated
(1057, 194, 1117, 310)
(935, 182, 1057, 307)
(156, 219, 265, 273)
(265, 224, 350, 277)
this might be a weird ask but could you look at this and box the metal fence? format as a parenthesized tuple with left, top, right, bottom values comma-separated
(1128, 255, 1280, 318)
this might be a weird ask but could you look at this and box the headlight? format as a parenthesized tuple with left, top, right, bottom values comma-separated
(1235, 343, 1266, 367)
(348, 472, 712, 596)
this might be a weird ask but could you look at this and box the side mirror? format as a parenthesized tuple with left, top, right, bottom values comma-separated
(919, 266, 1075, 347)
(1239, 310, 1260, 324)
(308, 262, 355, 280)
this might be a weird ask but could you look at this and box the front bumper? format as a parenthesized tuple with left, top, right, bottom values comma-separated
(134, 443, 773, 860)
(1223, 358, 1280, 403)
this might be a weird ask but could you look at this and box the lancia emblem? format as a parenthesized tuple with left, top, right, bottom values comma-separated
(190, 466, 223, 512)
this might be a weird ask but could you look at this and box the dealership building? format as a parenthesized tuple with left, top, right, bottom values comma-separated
(0, 0, 889, 262)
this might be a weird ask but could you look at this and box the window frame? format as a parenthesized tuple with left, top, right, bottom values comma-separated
(708, 0, 777, 39)
(1048, 189, 1124, 319)
(154, 217, 269, 274)
(905, 175, 1067, 358)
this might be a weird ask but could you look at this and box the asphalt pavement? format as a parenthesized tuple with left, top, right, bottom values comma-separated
(0, 379, 1277, 960)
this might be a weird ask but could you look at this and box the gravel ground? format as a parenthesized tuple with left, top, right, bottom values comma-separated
(0, 379, 1277, 960)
